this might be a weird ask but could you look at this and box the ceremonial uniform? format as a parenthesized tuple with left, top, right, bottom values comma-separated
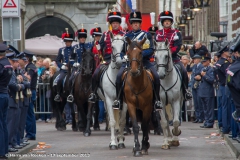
(88, 9, 125, 104)
(228, 40, 240, 123)
(54, 32, 74, 102)
(0, 44, 13, 158)
(187, 55, 204, 123)
(198, 54, 215, 128)
(24, 50, 38, 141)
(155, 10, 192, 100)
(215, 46, 231, 133)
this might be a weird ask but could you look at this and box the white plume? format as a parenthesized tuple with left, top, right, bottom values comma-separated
(121, 17, 127, 29)
(150, 12, 155, 25)
(131, 0, 137, 10)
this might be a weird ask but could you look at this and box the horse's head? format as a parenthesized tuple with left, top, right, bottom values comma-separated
(126, 37, 146, 77)
(110, 33, 124, 69)
(155, 39, 172, 79)
(81, 49, 94, 76)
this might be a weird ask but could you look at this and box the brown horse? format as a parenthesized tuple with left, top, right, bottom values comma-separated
(124, 38, 153, 157)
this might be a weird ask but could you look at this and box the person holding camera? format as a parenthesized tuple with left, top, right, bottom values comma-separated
(189, 41, 209, 58)
(198, 53, 215, 128)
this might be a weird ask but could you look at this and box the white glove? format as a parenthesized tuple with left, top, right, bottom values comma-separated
(73, 63, 80, 67)
(96, 44, 101, 50)
(124, 55, 128, 61)
(61, 64, 68, 70)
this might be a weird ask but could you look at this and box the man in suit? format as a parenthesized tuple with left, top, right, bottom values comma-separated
(198, 53, 215, 128)
(0, 44, 13, 159)
(187, 54, 204, 123)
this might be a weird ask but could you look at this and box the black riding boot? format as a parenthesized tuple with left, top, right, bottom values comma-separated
(154, 82, 162, 111)
(67, 75, 75, 103)
(112, 82, 122, 110)
(88, 79, 98, 103)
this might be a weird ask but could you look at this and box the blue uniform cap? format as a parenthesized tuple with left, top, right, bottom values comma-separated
(6, 52, 19, 61)
(217, 45, 229, 56)
(16, 52, 28, 60)
(192, 54, 202, 59)
(0, 43, 8, 52)
(201, 53, 211, 62)
(23, 50, 34, 58)
(8, 45, 20, 55)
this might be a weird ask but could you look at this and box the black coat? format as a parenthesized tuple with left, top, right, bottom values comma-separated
(189, 45, 209, 58)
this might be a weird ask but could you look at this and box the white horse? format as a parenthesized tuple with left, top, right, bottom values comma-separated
(154, 40, 184, 149)
(97, 34, 128, 150)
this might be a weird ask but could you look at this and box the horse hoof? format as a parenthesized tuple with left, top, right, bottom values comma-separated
(57, 127, 66, 131)
(171, 140, 180, 147)
(141, 149, 148, 155)
(133, 151, 142, 157)
(118, 143, 125, 149)
(109, 145, 118, 150)
(161, 145, 170, 150)
(172, 128, 181, 136)
(84, 132, 91, 137)
(168, 141, 172, 146)
(94, 127, 100, 131)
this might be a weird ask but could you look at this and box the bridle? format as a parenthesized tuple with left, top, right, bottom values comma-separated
(128, 42, 143, 77)
(111, 38, 124, 69)
(155, 47, 173, 74)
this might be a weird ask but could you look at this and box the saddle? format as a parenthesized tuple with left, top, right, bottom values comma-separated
(98, 64, 109, 96)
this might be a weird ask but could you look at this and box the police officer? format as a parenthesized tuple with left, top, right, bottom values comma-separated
(67, 27, 92, 102)
(6, 52, 25, 152)
(54, 30, 74, 102)
(215, 45, 231, 134)
(155, 10, 192, 101)
(117, 10, 162, 110)
(187, 54, 204, 123)
(0, 44, 13, 159)
(17, 53, 31, 146)
(24, 50, 37, 141)
(88, 6, 125, 105)
(228, 40, 240, 123)
(198, 53, 215, 128)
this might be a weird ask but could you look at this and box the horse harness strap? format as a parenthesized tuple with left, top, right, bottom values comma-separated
(126, 70, 151, 109)
(106, 70, 116, 88)
(160, 74, 178, 105)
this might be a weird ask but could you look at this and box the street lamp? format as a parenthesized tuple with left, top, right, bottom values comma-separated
(178, 14, 187, 26)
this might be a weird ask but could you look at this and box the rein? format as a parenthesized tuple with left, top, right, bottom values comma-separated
(155, 48, 173, 74)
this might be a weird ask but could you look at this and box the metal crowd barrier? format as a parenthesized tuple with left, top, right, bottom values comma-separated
(35, 83, 52, 114)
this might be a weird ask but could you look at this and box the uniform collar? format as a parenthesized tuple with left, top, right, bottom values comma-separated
(163, 28, 171, 33)
(79, 43, 85, 45)
(112, 29, 121, 35)
(132, 29, 141, 35)
(66, 46, 72, 49)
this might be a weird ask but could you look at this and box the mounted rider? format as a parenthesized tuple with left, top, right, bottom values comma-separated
(67, 26, 92, 102)
(88, 6, 125, 103)
(90, 24, 103, 68)
(54, 29, 74, 102)
(112, 10, 162, 111)
(155, 10, 192, 101)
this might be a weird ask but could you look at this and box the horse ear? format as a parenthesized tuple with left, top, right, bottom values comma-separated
(139, 37, 146, 47)
(165, 39, 169, 47)
(110, 32, 114, 40)
(125, 37, 132, 45)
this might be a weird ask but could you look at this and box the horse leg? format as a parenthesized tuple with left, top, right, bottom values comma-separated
(69, 103, 77, 131)
(141, 108, 152, 155)
(106, 98, 117, 150)
(159, 108, 171, 149)
(128, 104, 142, 157)
(77, 103, 86, 132)
(124, 111, 132, 135)
(165, 108, 173, 146)
(171, 102, 182, 147)
(93, 102, 100, 131)
(84, 102, 93, 136)
(117, 103, 127, 149)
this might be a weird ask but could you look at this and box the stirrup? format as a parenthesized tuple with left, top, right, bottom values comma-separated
(112, 100, 120, 110)
(54, 94, 61, 102)
(185, 90, 192, 101)
(154, 100, 162, 111)
(88, 93, 96, 103)
(67, 94, 74, 103)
